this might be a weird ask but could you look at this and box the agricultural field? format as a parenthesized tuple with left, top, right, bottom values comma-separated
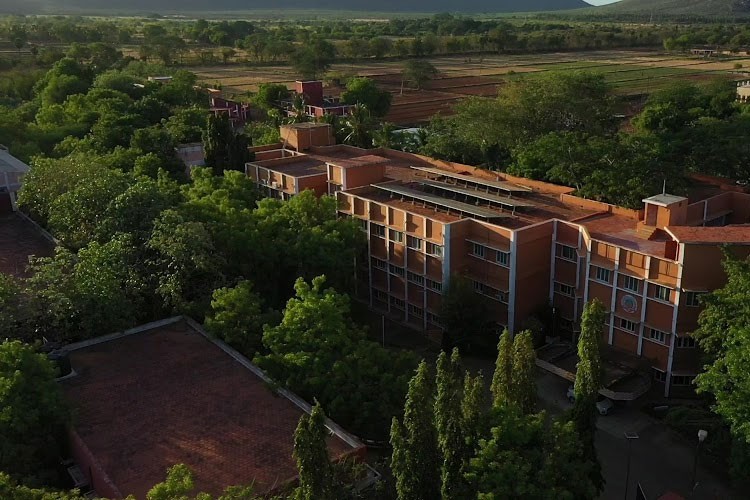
(194, 49, 750, 125)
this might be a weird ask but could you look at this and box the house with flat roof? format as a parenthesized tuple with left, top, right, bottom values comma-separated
(246, 127, 750, 398)
(59, 317, 366, 499)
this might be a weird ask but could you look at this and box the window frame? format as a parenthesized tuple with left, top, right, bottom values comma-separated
(406, 235, 422, 251)
(653, 285, 672, 303)
(618, 317, 637, 333)
(407, 271, 425, 285)
(594, 266, 612, 284)
(557, 244, 577, 261)
(389, 263, 405, 277)
(426, 242, 444, 259)
(389, 229, 405, 244)
(496, 250, 510, 267)
(648, 327, 668, 344)
(371, 223, 385, 237)
(685, 291, 706, 308)
(472, 243, 485, 258)
(555, 282, 575, 297)
(621, 275, 641, 293)
(676, 336, 697, 349)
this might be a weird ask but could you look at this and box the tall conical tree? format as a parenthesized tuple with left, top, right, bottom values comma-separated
(490, 329, 513, 408)
(391, 360, 440, 500)
(435, 349, 467, 500)
(293, 402, 336, 500)
(462, 371, 486, 455)
(510, 330, 537, 415)
(573, 298, 606, 494)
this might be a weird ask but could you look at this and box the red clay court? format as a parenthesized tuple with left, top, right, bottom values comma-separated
(60, 318, 365, 498)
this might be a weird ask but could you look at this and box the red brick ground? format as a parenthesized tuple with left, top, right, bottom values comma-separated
(61, 321, 358, 498)
(0, 213, 54, 277)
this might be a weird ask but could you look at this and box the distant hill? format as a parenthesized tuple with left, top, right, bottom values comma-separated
(596, 0, 750, 17)
(3, 0, 590, 15)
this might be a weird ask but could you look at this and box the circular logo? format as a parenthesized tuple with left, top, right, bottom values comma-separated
(621, 294, 638, 314)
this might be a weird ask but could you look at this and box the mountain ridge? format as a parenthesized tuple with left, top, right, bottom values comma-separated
(596, 0, 750, 16)
(2, 0, 590, 15)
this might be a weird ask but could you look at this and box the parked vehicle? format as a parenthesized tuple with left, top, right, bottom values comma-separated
(566, 386, 614, 416)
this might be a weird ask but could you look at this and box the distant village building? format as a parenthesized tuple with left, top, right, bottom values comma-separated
(208, 88, 250, 129)
(737, 80, 750, 102)
(281, 81, 355, 119)
(690, 47, 717, 57)
(175, 143, 206, 176)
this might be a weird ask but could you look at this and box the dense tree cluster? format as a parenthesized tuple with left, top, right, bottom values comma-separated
(391, 337, 600, 500)
(419, 70, 749, 208)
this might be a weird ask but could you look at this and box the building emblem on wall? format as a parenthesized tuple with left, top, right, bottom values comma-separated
(621, 294, 638, 314)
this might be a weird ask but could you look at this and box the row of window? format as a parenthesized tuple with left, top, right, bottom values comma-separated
(473, 280, 507, 303)
(615, 317, 698, 348)
(554, 282, 575, 297)
(372, 289, 441, 326)
(370, 223, 445, 258)
(592, 267, 707, 308)
(373, 258, 443, 292)
(471, 242, 510, 267)
(653, 370, 696, 386)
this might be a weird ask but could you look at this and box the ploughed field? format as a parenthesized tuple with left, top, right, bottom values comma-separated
(192, 50, 749, 125)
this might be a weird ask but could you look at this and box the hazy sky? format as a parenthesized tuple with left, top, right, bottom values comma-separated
(585, 0, 621, 4)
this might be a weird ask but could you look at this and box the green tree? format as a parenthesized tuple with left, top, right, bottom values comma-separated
(205, 281, 271, 356)
(390, 360, 441, 500)
(291, 39, 336, 80)
(511, 331, 536, 415)
(342, 103, 374, 149)
(256, 276, 414, 438)
(203, 114, 251, 175)
(694, 254, 750, 443)
(0, 341, 69, 486)
(468, 407, 596, 500)
(435, 349, 472, 500)
(573, 299, 606, 494)
(491, 329, 513, 408)
(293, 403, 336, 500)
(253, 83, 291, 111)
(403, 60, 438, 90)
(340, 77, 392, 118)
(440, 275, 495, 351)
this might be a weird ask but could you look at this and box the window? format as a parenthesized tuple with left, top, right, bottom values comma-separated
(555, 282, 575, 297)
(359, 218, 368, 232)
(427, 312, 442, 326)
(372, 289, 388, 302)
(594, 266, 612, 283)
(389, 264, 405, 277)
(407, 235, 422, 250)
(648, 327, 668, 344)
(676, 336, 697, 348)
(685, 291, 706, 307)
(653, 285, 672, 302)
(372, 257, 387, 270)
(427, 279, 443, 293)
(652, 368, 667, 383)
(472, 243, 485, 258)
(407, 271, 424, 285)
(408, 304, 424, 318)
(389, 229, 405, 243)
(557, 245, 576, 261)
(496, 250, 510, 267)
(618, 317, 637, 333)
(621, 275, 641, 293)
(371, 223, 385, 237)
(671, 375, 695, 386)
(426, 242, 443, 258)
(390, 296, 405, 310)
(473, 280, 484, 293)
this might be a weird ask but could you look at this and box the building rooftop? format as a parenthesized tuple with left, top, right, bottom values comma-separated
(60, 318, 363, 498)
(643, 193, 688, 207)
(666, 225, 750, 244)
(0, 213, 54, 277)
(0, 148, 30, 175)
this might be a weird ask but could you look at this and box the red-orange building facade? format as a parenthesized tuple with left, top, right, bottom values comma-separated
(247, 124, 750, 398)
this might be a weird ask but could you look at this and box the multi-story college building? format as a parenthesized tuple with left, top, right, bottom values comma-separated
(247, 123, 750, 397)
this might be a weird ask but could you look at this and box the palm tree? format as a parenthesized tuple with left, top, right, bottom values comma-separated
(291, 94, 309, 123)
(343, 103, 374, 149)
(373, 122, 397, 149)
